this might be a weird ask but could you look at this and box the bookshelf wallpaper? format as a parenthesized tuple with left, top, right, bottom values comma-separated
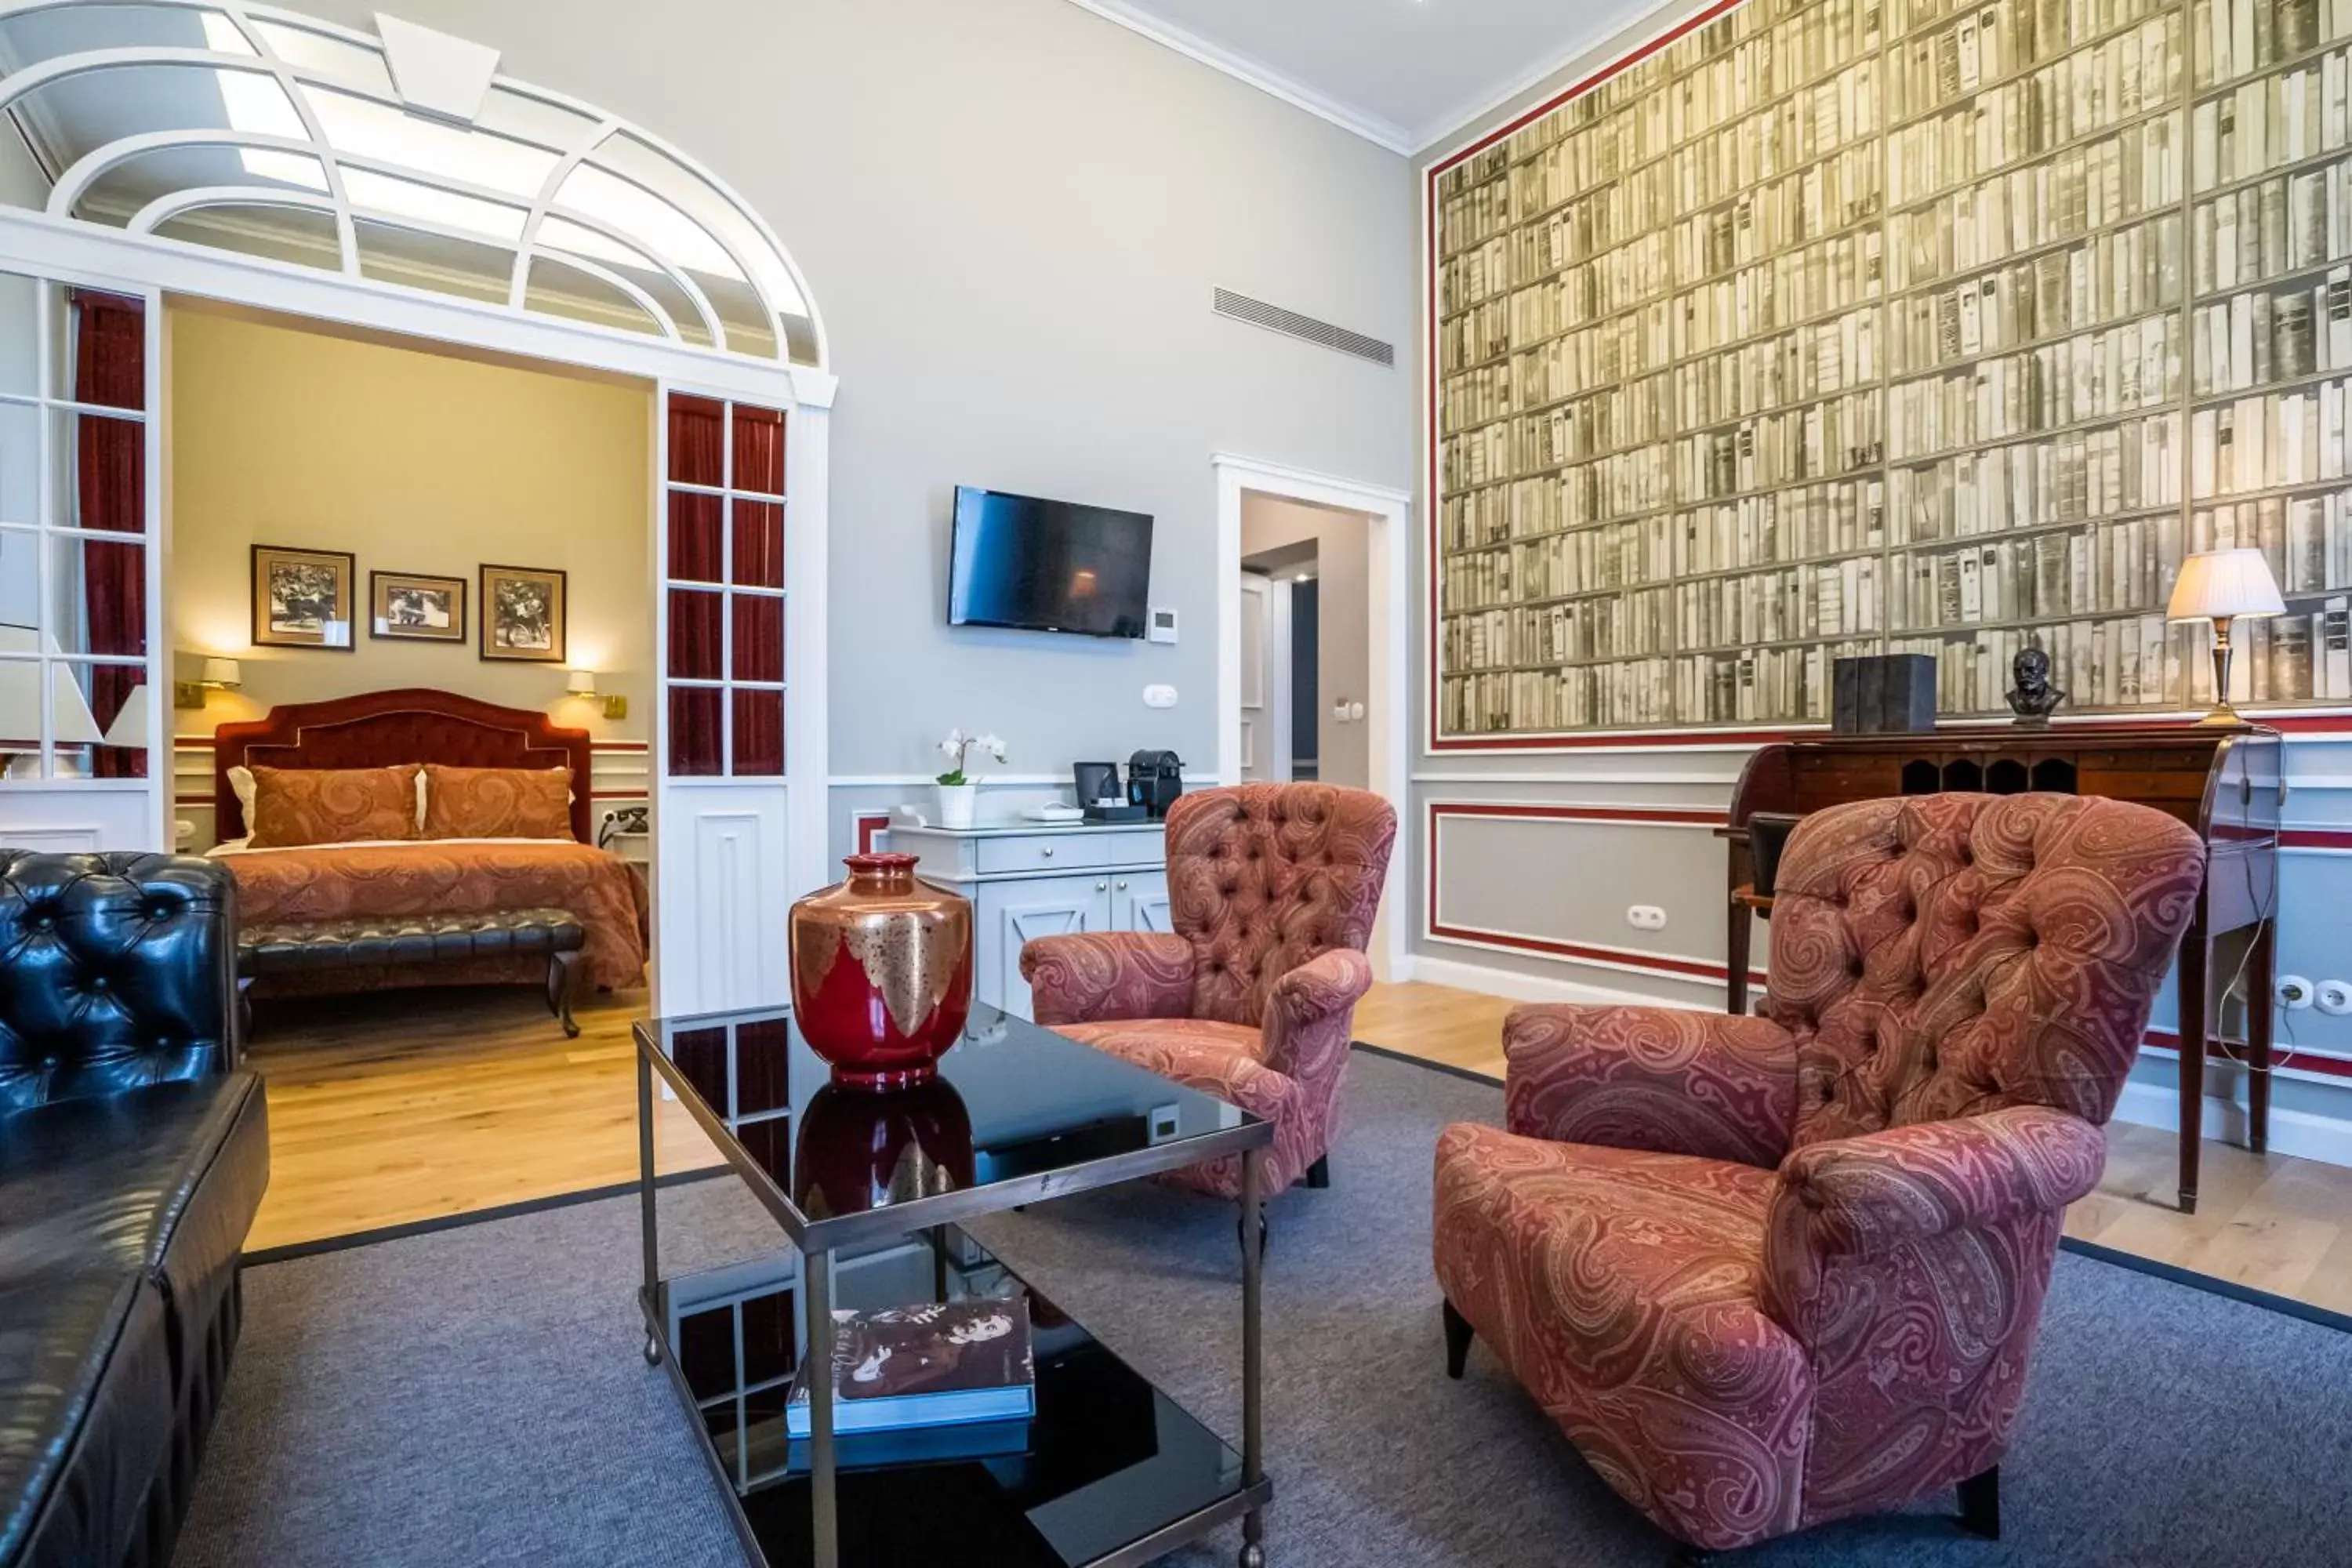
(1432, 0, 2352, 739)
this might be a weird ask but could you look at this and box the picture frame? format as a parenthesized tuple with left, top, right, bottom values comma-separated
(480, 563, 567, 663)
(369, 570, 466, 643)
(252, 544, 355, 651)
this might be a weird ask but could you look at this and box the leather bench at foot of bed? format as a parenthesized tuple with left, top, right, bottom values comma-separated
(236, 909, 586, 1037)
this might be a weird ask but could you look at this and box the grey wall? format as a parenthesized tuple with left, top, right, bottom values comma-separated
(243, 0, 1416, 793)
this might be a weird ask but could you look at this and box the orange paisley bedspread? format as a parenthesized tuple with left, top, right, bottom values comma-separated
(224, 840, 649, 993)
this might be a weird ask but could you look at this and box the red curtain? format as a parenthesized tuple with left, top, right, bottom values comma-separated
(72, 290, 145, 777)
(731, 404, 785, 495)
(668, 394, 724, 487)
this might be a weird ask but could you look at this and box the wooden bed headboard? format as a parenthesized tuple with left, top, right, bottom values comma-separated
(213, 688, 596, 844)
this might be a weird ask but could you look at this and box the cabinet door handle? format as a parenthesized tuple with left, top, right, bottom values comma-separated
(1116, 880, 1128, 890)
(1041, 846, 1054, 858)
(1094, 880, 1108, 892)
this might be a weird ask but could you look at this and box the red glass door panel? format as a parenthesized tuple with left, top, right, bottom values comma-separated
(668, 491, 724, 583)
(731, 499, 784, 588)
(731, 688, 784, 776)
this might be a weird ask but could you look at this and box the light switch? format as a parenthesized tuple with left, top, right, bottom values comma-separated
(1143, 684, 1178, 708)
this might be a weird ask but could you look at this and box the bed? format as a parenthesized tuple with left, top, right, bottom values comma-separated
(212, 688, 648, 996)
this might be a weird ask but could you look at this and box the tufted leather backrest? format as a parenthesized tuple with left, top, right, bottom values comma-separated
(1163, 783, 1397, 1029)
(1763, 794, 2206, 1149)
(0, 851, 239, 1112)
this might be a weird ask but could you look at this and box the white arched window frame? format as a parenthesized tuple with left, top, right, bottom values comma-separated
(0, 1, 836, 1015)
(0, 0, 827, 366)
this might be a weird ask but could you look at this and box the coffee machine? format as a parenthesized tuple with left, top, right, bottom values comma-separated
(1127, 750, 1185, 818)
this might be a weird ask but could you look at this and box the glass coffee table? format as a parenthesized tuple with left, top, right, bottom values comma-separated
(633, 1000, 1275, 1568)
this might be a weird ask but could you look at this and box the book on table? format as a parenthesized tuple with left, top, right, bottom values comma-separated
(784, 1298, 1036, 1438)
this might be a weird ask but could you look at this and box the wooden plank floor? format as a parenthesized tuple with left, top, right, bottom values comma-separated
(1356, 980, 2352, 1318)
(244, 979, 2352, 1319)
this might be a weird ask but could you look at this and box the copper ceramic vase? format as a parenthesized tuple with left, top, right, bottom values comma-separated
(788, 853, 974, 1090)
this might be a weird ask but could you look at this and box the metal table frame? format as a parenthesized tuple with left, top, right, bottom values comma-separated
(633, 1025, 1275, 1568)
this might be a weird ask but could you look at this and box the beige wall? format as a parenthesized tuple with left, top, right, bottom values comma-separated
(167, 307, 652, 750)
(1241, 495, 1371, 789)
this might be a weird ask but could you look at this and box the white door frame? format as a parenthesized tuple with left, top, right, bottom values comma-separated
(0, 207, 835, 1013)
(1214, 452, 1410, 981)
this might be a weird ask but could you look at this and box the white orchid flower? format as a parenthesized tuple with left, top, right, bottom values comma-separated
(978, 733, 1007, 761)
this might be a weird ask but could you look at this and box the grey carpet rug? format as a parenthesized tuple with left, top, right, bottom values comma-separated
(176, 1051, 2352, 1567)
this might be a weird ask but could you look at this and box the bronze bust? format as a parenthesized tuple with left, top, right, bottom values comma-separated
(2005, 645, 2066, 727)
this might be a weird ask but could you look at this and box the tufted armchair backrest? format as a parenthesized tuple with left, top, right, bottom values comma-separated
(1762, 793, 2205, 1149)
(1163, 783, 1398, 1029)
(0, 851, 240, 1112)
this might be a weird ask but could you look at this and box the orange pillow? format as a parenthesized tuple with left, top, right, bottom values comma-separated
(421, 764, 575, 840)
(248, 764, 422, 848)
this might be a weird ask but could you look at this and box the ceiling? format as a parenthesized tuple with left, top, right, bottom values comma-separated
(1072, 0, 1673, 153)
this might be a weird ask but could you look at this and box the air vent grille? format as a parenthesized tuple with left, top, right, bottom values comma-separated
(1212, 288, 1393, 366)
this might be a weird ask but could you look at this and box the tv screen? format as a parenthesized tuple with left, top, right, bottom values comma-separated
(949, 485, 1152, 639)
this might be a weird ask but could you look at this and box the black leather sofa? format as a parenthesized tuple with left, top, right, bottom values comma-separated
(0, 852, 269, 1568)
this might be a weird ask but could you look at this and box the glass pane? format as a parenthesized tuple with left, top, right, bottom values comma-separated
(0, 273, 35, 398)
(153, 202, 342, 270)
(0, 3, 220, 67)
(667, 491, 722, 583)
(731, 688, 782, 776)
(668, 685, 721, 778)
(667, 589, 721, 681)
(667, 394, 724, 486)
(50, 408, 147, 533)
(11, 67, 259, 170)
(475, 88, 601, 154)
(524, 256, 662, 339)
(0, 405, 37, 522)
(731, 593, 782, 684)
(49, 535, 146, 658)
(58, 661, 147, 776)
(303, 86, 559, 201)
(731, 405, 784, 495)
(534, 218, 712, 348)
(53, 288, 144, 410)
(74, 145, 328, 227)
(731, 499, 782, 588)
(246, 20, 397, 95)
(0, 661, 38, 772)
(352, 216, 517, 303)
(0, 529, 34, 637)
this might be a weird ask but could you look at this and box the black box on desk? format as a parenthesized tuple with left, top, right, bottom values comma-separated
(1831, 654, 1936, 734)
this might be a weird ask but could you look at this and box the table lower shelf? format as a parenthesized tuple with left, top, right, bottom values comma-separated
(639, 1229, 1267, 1568)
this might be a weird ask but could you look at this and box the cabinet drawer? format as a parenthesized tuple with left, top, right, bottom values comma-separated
(976, 833, 1111, 874)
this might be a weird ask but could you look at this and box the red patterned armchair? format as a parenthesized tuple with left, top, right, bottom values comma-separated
(1432, 793, 2205, 1555)
(1019, 782, 1396, 1200)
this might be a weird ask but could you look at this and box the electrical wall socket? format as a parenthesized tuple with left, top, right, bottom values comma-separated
(2278, 975, 2316, 1010)
(2318, 980, 2352, 1018)
(1149, 1102, 1181, 1143)
(1625, 905, 1667, 932)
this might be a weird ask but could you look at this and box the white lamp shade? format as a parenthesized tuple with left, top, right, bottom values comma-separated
(201, 656, 241, 688)
(103, 685, 149, 749)
(567, 669, 597, 696)
(2168, 548, 2287, 622)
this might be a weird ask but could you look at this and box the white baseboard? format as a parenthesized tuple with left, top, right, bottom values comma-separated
(2112, 1079, 2352, 1169)
(1403, 953, 1714, 1012)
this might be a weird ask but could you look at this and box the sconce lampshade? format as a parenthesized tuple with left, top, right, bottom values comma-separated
(200, 656, 241, 689)
(2167, 549, 2287, 622)
(567, 669, 597, 697)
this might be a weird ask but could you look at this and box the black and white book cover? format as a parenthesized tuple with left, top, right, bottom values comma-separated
(786, 1298, 1036, 1438)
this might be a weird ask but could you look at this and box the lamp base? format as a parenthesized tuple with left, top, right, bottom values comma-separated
(2194, 704, 2245, 726)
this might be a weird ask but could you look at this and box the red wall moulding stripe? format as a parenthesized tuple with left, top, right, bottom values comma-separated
(2284, 829, 2352, 851)
(169, 736, 652, 750)
(854, 811, 890, 856)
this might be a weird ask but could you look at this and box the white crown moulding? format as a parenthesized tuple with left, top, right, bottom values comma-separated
(1061, 0, 1697, 158)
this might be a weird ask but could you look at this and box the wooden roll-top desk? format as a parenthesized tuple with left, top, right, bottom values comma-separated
(1720, 724, 2285, 1214)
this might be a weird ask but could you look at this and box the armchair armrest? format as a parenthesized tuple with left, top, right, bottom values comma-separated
(1502, 1004, 1798, 1167)
(1767, 1105, 2107, 1262)
(1019, 931, 1194, 1026)
(1258, 947, 1375, 1082)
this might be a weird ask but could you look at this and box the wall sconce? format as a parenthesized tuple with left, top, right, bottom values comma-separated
(567, 669, 597, 698)
(177, 655, 242, 710)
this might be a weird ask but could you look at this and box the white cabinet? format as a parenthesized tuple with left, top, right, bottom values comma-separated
(880, 823, 1171, 1020)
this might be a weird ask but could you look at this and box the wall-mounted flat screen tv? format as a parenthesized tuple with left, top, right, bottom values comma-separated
(948, 485, 1153, 639)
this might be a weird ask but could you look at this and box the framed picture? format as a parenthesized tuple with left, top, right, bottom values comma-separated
(369, 571, 466, 643)
(252, 544, 354, 651)
(481, 563, 567, 662)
